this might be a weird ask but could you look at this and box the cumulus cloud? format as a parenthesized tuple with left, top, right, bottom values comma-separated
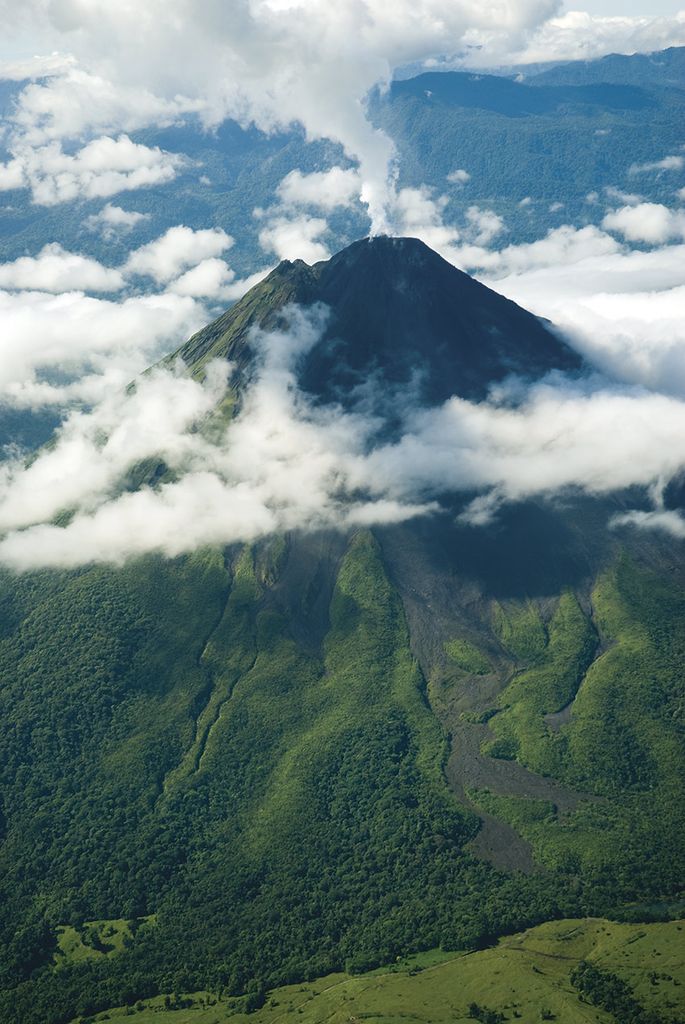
(0, 54, 76, 81)
(0, 0, 567, 230)
(604, 187, 642, 207)
(170, 259, 270, 303)
(0, 223, 270, 411)
(0, 243, 124, 293)
(0, 134, 182, 205)
(85, 202, 150, 239)
(602, 203, 685, 245)
(276, 167, 362, 211)
(392, 186, 461, 253)
(7, 66, 198, 145)
(447, 168, 470, 185)
(4, 301, 685, 569)
(489, 10, 685, 67)
(464, 206, 504, 246)
(256, 167, 365, 262)
(481, 237, 685, 400)
(125, 226, 234, 284)
(2, 3, 681, 226)
(457, 224, 622, 276)
(0, 288, 203, 408)
(258, 213, 331, 262)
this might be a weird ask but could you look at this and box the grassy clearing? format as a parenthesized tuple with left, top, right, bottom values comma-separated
(74, 917, 685, 1024)
(445, 638, 492, 675)
(55, 917, 155, 967)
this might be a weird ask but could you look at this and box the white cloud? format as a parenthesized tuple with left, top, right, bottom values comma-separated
(126, 226, 234, 284)
(612, 508, 685, 540)
(357, 379, 685, 513)
(0, 243, 123, 293)
(447, 168, 470, 185)
(8, 66, 198, 145)
(458, 224, 622, 276)
(482, 239, 685, 399)
(602, 204, 685, 245)
(392, 186, 460, 253)
(4, 293, 685, 568)
(0, 288, 203, 408)
(85, 202, 150, 239)
(276, 167, 361, 211)
(0, 159, 25, 191)
(484, 10, 685, 66)
(0, 0, 565, 231)
(0, 359, 230, 534)
(258, 213, 330, 262)
(465, 205, 504, 246)
(604, 187, 642, 207)
(0, 134, 183, 205)
(170, 258, 271, 302)
(0, 4, 682, 229)
(629, 155, 684, 176)
(0, 53, 76, 81)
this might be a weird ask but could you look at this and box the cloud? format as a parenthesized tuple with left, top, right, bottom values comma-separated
(612, 508, 685, 540)
(0, 243, 124, 293)
(1, 4, 683, 229)
(5, 301, 685, 569)
(604, 187, 642, 207)
(258, 213, 330, 262)
(0, 223, 267, 411)
(457, 224, 622, 276)
(125, 226, 234, 284)
(602, 203, 685, 245)
(0, 54, 76, 81)
(392, 186, 461, 253)
(276, 167, 362, 211)
(0, 359, 230, 534)
(169, 259, 270, 302)
(486, 10, 685, 67)
(481, 238, 685, 400)
(465, 205, 504, 247)
(629, 155, 684, 176)
(85, 202, 150, 239)
(447, 168, 470, 185)
(0, 288, 203, 408)
(0, 134, 183, 205)
(7, 66, 197, 145)
(0, 0, 565, 231)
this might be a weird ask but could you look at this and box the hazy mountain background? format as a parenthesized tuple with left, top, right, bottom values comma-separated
(0, 48, 682, 275)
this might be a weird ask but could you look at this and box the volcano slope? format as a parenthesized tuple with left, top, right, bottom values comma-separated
(0, 238, 683, 1024)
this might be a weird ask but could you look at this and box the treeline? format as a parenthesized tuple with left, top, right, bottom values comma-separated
(571, 961, 683, 1024)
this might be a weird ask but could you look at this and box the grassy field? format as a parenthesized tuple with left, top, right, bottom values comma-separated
(75, 917, 685, 1024)
(54, 917, 156, 968)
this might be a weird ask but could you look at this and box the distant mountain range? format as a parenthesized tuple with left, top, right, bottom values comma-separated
(0, 47, 682, 274)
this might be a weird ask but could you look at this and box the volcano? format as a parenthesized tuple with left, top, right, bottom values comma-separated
(174, 235, 581, 405)
(1, 237, 684, 1024)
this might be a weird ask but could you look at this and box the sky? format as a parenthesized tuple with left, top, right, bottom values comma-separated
(0, 0, 682, 566)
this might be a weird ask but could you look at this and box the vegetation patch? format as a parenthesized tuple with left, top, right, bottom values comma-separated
(445, 638, 492, 675)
